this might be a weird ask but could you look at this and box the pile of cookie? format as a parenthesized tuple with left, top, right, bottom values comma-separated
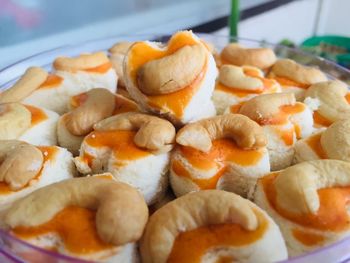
(0, 31, 349, 263)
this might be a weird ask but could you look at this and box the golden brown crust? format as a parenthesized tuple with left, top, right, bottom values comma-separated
(137, 44, 206, 95)
(305, 81, 350, 122)
(0, 140, 43, 190)
(221, 44, 276, 69)
(176, 113, 266, 152)
(270, 59, 327, 85)
(53, 52, 110, 71)
(94, 112, 176, 153)
(238, 93, 296, 123)
(218, 65, 263, 90)
(320, 119, 350, 161)
(0, 67, 48, 103)
(274, 160, 350, 215)
(4, 176, 149, 245)
(65, 88, 115, 136)
(140, 190, 258, 263)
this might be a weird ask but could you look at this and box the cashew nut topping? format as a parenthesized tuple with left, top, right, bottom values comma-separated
(53, 52, 110, 71)
(109, 41, 133, 54)
(65, 88, 115, 136)
(219, 65, 263, 90)
(270, 59, 327, 85)
(238, 93, 296, 123)
(274, 160, 350, 215)
(109, 42, 134, 87)
(137, 44, 206, 95)
(221, 43, 276, 69)
(320, 119, 350, 161)
(140, 190, 258, 263)
(0, 140, 43, 190)
(0, 67, 48, 104)
(94, 112, 176, 153)
(0, 103, 32, 140)
(4, 176, 149, 245)
(305, 81, 350, 122)
(176, 114, 266, 152)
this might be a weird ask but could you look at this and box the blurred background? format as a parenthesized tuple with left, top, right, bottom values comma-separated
(0, 0, 349, 69)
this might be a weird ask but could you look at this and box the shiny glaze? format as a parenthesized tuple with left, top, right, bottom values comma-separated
(167, 209, 268, 263)
(261, 173, 350, 231)
(13, 206, 114, 254)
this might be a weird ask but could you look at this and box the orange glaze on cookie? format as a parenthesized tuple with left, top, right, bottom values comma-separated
(81, 152, 95, 167)
(0, 146, 58, 194)
(215, 70, 277, 98)
(113, 95, 138, 115)
(13, 206, 114, 254)
(70, 93, 89, 109)
(305, 133, 327, 159)
(178, 139, 263, 172)
(272, 76, 309, 89)
(39, 75, 63, 89)
(84, 130, 150, 162)
(259, 103, 305, 125)
(292, 229, 325, 246)
(84, 62, 113, 74)
(215, 82, 263, 98)
(313, 111, 332, 127)
(244, 68, 279, 94)
(274, 127, 295, 146)
(24, 105, 48, 126)
(346, 93, 350, 104)
(128, 32, 206, 118)
(146, 61, 205, 118)
(261, 173, 350, 231)
(293, 123, 302, 139)
(171, 160, 225, 189)
(167, 209, 268, 263)
(229, 103, 243, 114)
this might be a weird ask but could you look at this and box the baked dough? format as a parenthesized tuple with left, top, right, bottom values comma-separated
(0, 140, 76, 211)
(124, 31, 217, 126)
(170, 114, 270, 198)
(0, 103, 59, 146)
(213, 65, 281, 114)
(57, 88, 139, 155)
(269, 59, 327, 100)
(239, 93, 314, 170)
(254, 160, 350, 256)
(74, 112, 175, 205)
(4, 175, 148, 262)
(141, 190, 287, 263)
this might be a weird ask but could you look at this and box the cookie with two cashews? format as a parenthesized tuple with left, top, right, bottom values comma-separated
(140, 190, 288, 263)
(124, 31, 217, 126)
(294, 119, 350, 163)
(304, 80, 350, 129)
(238, 93, 314, 170)
(12, 53, 117, 114)
(3, 175, 148, 262)
(74, 112, 176, 205)
(268, 59, 327, 100)
(0, 102, 59, 146)
(254, 160, 350, 256)
(0, 140, 75, 210)
(220, 43, 277, 69)
(170, 114, 270, 198)
(57, 88, 139, 155)
(213, 64, 281, 114)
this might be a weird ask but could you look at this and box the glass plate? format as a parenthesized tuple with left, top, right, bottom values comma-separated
(0, 33, 350, 263)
